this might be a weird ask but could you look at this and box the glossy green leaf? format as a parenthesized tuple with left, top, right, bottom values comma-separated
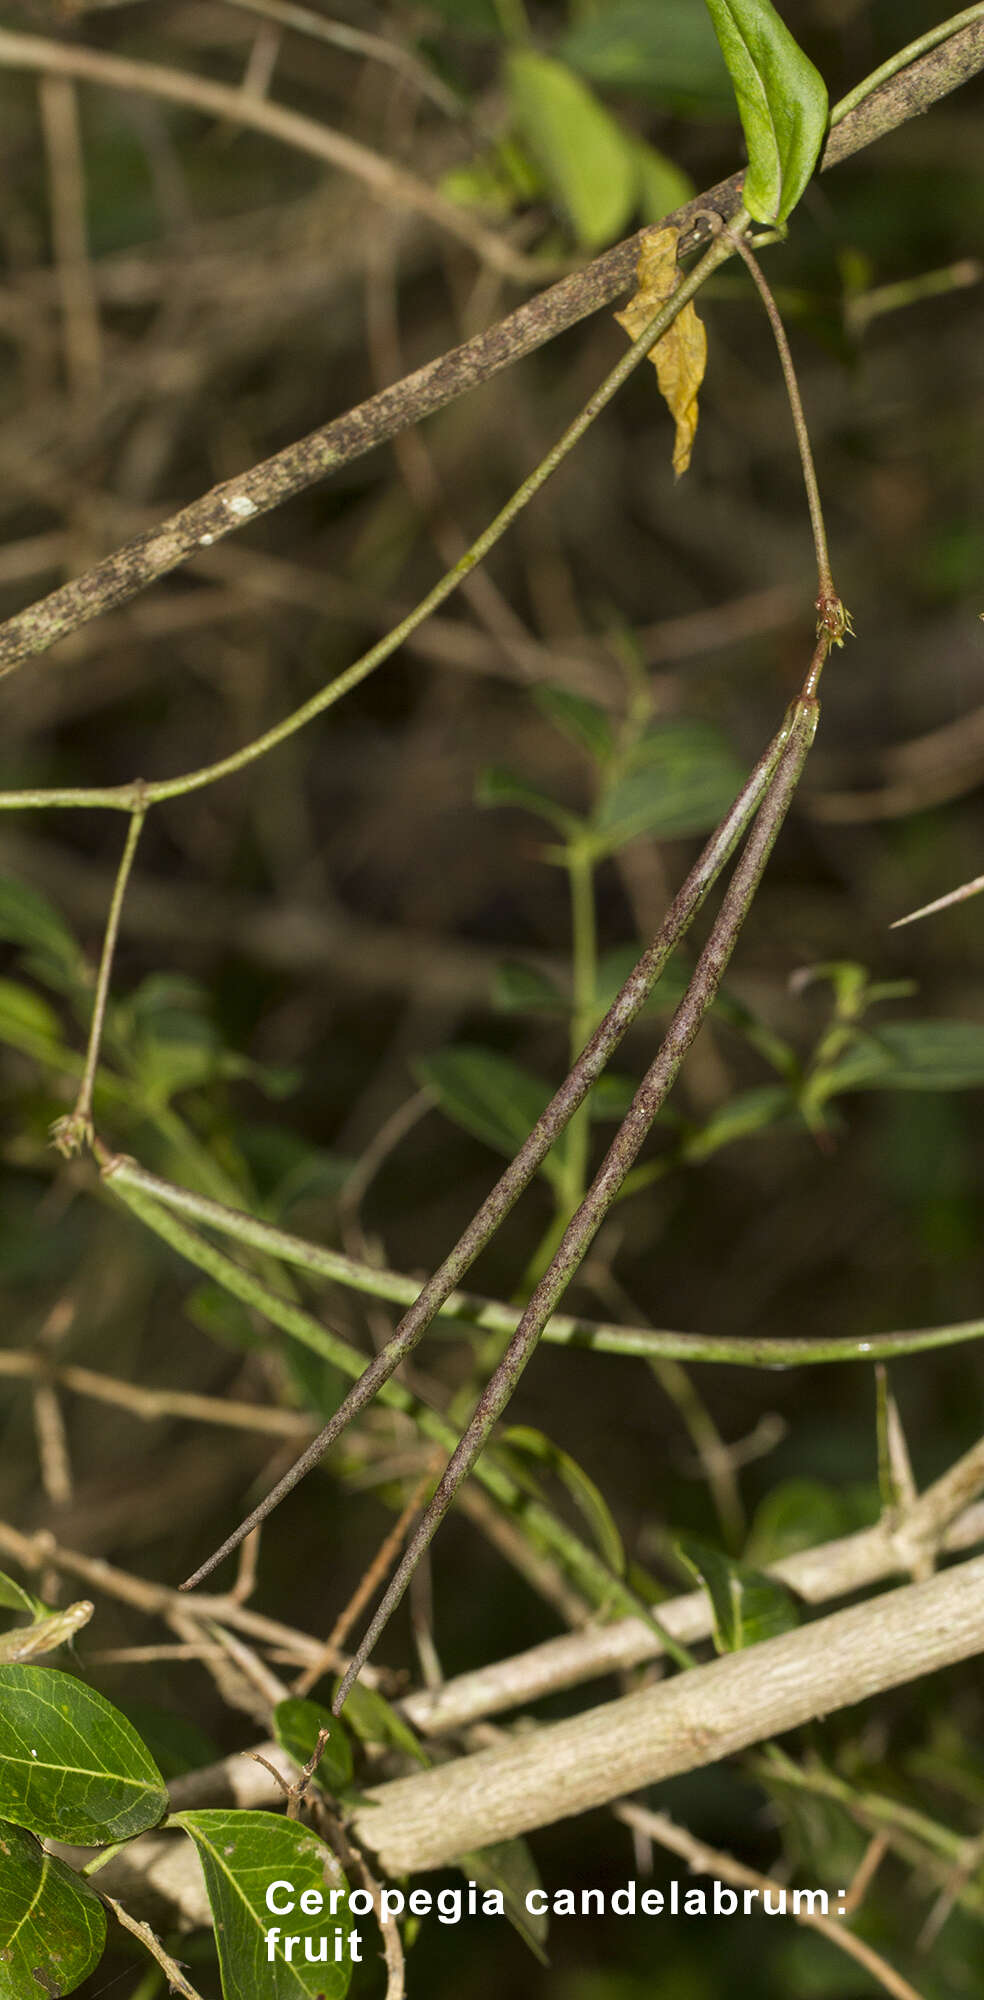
(506, 50, 638, 249)
(174, 1810, 354, 2000)
(273, 1699, 353, 1793)
(703, 0, 828, 223)
(0, 1666, 168, 1843)
(457, 1840, 549, 1963)
(592, 719, 746, 853)
(815, 1021, 984, 1097)
(331, 1680, 427, 1766)
(532, 686, 615, 765)
(415, 1046, 573, 1195)
(0, 1819, 106, 2000)
(502, 1426, 625, 1576)
(561, 0, 733, 114)
(676, 1534, 800, 1651)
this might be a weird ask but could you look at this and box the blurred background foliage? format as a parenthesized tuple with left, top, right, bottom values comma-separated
(0, 0, 983, 1994)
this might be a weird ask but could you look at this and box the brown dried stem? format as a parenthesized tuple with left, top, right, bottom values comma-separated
(179, 709, 787, 1590)
(2, 19, 983, 678)
(334, 699, 820, 1707)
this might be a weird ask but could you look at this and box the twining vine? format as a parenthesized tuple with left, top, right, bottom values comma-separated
(1, 6, 984, 2000)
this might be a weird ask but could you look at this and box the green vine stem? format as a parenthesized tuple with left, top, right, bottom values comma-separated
(50, 807, 145, 1157)
(722, 221, 854, 683)
(334, 697, 821, 1707)
(0, 20, 978, 684)
(563, 838, 598, 1209)
(520, 834, 600, 1293)
(830, 4, 984, 127)
(727, 223, 834, 608)
(96, 1151, 984, 1371)
(103, 1171, 696, 1666)
(0, 223, 746, 818)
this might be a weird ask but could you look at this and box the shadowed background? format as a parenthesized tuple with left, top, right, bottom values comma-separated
(1, 2, 983, 1995)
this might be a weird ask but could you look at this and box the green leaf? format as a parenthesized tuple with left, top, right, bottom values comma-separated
(0, 1571, 45, 1621)
(755, 1757, 867, 1886)
(682, 1083, 792, 1161)
(332, 1680, 428, 1766)
(506, 50, 638, 249)
(676, 1534, 800, 1650)
(273, 1699, 353, 1793)
(588, 1072, 638, 1121)
(532, 686, 615, 765)
(415, 1046, 573, 1196)
(420, 0, 500, 34)
(0, 1666, 168, 1843)
(703, 0, 828, 224)
(594, 943, 690, 1019)
(0, 1819, 106, 2000)
(282, 1343, 350, 1427)
(120, 1703, 222, 1782)
(185, 1281, 266, 1351)
(814, 1022, 984, 1098)
(0, 978, 66, 1062)
(457, 1840, 549, 1963)
(122, 973, 224, 1105)
(0, 877, 83, 994)
(632, 139, 695, 224)
(745, 1479, 875, 1564)
(441, 154, 520, 218)
(173, 1810, 354, 2000)
(502, 1426, 625, 1576)
(492, 961, 567, 1016)
(442, 136, 546, 217)
(0, 876, 76, 958)
(561, 1, 733, 115)
(237, 1128, 352, 1216)
(592, 719, 746, 853)
(476, 764, 582, 837)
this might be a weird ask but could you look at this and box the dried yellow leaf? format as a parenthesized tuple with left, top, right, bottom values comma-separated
(614, 226, 707, 478)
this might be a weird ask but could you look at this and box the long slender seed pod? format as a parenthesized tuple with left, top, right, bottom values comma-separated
(180, 719, 790, 1589)
(334, 698, 820, 1708)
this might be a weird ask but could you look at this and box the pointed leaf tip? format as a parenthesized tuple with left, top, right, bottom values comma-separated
(703, 0, 827, 224)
